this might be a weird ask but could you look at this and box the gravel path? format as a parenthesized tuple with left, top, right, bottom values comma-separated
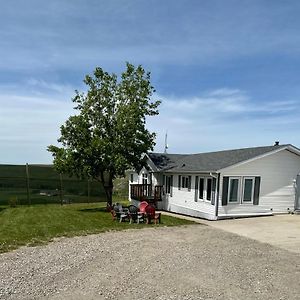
(0, 224, 300, 300)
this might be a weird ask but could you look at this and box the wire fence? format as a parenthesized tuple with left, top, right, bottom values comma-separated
(0, 164, 126, 206)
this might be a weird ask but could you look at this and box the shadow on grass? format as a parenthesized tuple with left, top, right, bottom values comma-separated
(78, 207, 107, 213)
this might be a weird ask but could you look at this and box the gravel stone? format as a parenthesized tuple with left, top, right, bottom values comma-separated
(0, 225, 299, 299)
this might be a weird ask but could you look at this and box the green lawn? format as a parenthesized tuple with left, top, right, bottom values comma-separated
(0, 203, 195, 253)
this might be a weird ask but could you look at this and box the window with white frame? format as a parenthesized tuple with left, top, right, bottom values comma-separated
(165, 175, 172, 194)
(199, 178, 204, 200)
(226, 176, 256, 204)
(242, 177, 255, 203)
(142, 173, 148, 185)
(228, 177, 239, 203)
(198, 177, 214, 202)
(181, 176, 189, 189)
(206, 178, 212, 201)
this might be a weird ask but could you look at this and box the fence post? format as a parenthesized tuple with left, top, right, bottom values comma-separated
(25, 163, 31, 205)
(60, 174, 63, 205)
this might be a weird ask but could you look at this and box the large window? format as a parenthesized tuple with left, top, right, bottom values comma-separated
(181, 176, 189, 189)
(242, 177, 254, 203)
(206, 178, 212, 201)
(228, 178, 239, 203)
(198, 177, 214, 202)
(165, 175, 172, 194)
(226, 176, 256, 204)
(199, 178, 204, 200)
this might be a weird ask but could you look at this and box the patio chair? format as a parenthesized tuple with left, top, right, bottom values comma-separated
(117, 204, 130, 223)
(108, 204, 117, 221)
(128, 205, 144, 224)
(145, 204, 161, 224)
(139, 201, 149, 213)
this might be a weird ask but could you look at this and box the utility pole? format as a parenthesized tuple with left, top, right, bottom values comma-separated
(164, 131, 169, 153)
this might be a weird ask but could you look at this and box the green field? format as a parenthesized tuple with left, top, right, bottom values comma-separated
(0, 164, 128, 206)
(0, 202, 195, 253)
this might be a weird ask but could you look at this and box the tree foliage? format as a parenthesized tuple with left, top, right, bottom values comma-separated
(48, 63, 160, 206)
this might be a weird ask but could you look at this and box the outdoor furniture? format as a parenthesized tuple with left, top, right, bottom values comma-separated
(145, 204, 161, 224)
(112, 203, 129, 222)
(139, 201, 149, 213)
(128, 205, 144, 224)
(109, 205, 117, 221)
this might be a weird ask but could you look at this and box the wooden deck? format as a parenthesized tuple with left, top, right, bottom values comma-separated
(130, 184, 163, 202)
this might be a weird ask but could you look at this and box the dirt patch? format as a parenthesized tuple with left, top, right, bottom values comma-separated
(0, 225, 299, 299)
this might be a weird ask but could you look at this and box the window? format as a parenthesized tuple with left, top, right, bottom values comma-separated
(181, 176, 189, 189)
(166, 175, 172, 194)
(206, 178, 212, 201)
(198, 177, 214, 202)
(199, 178, 204, 200)
(242, 177, 254, 203)
(228, 178, 239, 203)
(142, 173, 148, 185)
(227, 177, 255, 204)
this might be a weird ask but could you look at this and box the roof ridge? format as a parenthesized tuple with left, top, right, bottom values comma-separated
(150, 144, 290, 157)
(148, 144, 297, 173)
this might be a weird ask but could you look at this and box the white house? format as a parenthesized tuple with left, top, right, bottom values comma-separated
(129, 143, 300, 220)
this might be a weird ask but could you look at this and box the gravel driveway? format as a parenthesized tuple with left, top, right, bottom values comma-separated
(0, 224, 299, 300)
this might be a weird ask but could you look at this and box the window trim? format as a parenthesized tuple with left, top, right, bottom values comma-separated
(227, 177, 240, 204)
(242, 177, 255, 204)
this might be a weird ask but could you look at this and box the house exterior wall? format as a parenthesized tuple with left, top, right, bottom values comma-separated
(218, 149, 300, 217)
(163, 173, 217, 220)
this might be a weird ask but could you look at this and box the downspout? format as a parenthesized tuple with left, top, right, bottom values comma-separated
(210, 172, 220, 220)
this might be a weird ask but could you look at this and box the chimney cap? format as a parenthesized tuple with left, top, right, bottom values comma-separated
(274, 141, 279, 146)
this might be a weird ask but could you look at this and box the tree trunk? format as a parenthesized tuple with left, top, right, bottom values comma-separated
(100, 172, 114, 208)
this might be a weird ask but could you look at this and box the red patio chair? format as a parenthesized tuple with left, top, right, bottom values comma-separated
(145, 204, 161, 224)
(139, 201, 149, 213)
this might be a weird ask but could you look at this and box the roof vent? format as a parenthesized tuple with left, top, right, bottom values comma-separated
(274, 141, 279, 146)
(181, 163, 186, 167)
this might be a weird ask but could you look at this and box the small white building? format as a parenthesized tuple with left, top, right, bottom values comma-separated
(129, 143, 300, 220)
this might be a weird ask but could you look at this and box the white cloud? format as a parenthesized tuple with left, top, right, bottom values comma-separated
(0, 81, 76, 163)
(148, 89, 300, 153)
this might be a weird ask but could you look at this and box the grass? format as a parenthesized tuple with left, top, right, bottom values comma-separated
(0, 202, 195, 253)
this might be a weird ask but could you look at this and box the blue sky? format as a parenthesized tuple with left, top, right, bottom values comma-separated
(1, 0, 300, 163)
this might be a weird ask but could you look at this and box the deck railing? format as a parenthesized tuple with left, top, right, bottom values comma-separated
(130, 184, 163, 201)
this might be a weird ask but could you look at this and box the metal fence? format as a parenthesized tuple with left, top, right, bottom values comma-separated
(0, 164, 108, 206)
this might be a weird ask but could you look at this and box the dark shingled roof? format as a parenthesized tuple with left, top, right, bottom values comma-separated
(148, 144, 291, 173)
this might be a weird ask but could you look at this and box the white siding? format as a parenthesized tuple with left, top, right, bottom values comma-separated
(163, 174, 216, 220)
(218, 149, 300, 217)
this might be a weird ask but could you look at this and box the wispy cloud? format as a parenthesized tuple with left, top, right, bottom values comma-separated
(0, 80, 75, 163)
(148, 88, 300, 153)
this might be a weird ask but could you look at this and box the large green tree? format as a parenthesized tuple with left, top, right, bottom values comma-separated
(48, 63, 160, 206)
